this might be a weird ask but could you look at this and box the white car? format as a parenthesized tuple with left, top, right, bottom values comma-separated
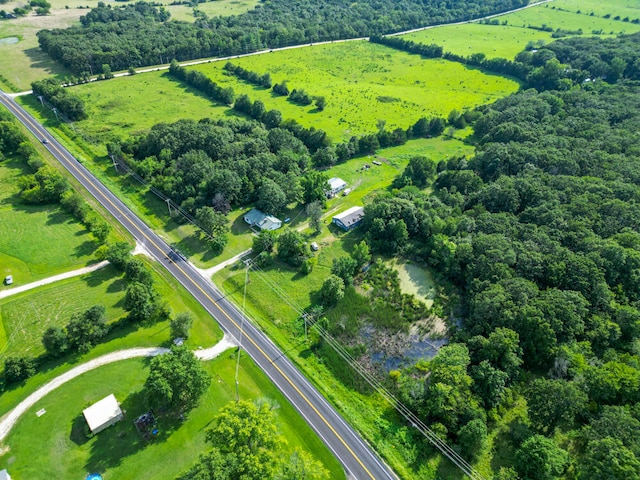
(5, 275, 13, 285)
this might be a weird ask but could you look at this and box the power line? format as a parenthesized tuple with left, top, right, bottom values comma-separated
(245, 258, 487, 480)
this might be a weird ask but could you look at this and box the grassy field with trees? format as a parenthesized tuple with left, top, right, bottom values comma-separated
(0, 353, 344, 479)
(403, 0, 640, 60)
(58, 41, 520, 144)
(190, 41, 520, 140)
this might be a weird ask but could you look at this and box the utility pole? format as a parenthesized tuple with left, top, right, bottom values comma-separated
(166, 198, 172, 217)
(109, 154, 118, 172)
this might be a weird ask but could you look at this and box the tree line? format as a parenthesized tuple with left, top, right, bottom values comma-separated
(349, 34, 640, 477)
(31, 77, 87, 121)
(36, 0, 527, 76)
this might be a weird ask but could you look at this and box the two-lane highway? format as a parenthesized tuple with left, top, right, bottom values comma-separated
(0, 91, 397, 480)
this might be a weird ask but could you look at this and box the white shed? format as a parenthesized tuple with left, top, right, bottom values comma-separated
(83, 394, 124, 434)
(0, 469, 11, 480)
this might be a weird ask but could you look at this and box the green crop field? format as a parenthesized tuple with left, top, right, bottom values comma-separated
(0, 156, 99, 288)
(191, 41, 520, 141)
(403, 0, 640, 60)
(0, 354, 344, 479)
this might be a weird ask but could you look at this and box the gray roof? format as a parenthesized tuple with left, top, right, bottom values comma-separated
(244, 208, 267, 226)
(333, 206, 364, 227)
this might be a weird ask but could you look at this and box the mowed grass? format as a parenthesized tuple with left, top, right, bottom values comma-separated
(192, 41, 520, 141)
(404, 23, 555, 60)
(0, 354, 344, 479)
(501, 2, 640, 35)
(403, 0, 640, 60)
(0, 265, 126, 358)
(0, 156, 99, 289)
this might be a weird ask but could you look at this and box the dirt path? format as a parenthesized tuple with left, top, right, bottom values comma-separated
(0, 335, 236, 443)
(196, 249, 252, 279)
(0, 260, 110, 301)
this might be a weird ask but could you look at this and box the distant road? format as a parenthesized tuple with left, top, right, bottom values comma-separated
(0, 91, 397, 480)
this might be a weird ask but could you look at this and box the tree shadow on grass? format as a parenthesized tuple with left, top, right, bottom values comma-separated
(84, 389, 151, 471)
(74, 239, 98, 258)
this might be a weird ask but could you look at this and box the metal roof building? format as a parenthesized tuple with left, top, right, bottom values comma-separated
(83, 394, 124, 434)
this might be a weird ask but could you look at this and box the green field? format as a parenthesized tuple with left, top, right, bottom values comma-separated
(0, 265, 126, 358)
(192, 41, 520, 141)
(166, 0, 260, 22)
(403, 0, 640, 60)
(0, 354, 344, 479)
(66, 42, 519, 145)
(0, 156, 99, 289)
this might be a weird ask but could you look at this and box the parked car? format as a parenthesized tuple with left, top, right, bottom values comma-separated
(310, 242, 319, 252)
(342, 188, 352, 196)
(4, 275, 13, 285)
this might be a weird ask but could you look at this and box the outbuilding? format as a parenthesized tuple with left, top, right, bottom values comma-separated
(327, 177, 347, 197)
(332, 206, 365, 231)
(4, 275, 12, 285)
(83, 394, 124, 434)
(0, 469, 11, 480)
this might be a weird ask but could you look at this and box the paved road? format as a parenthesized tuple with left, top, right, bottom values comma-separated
(0, 92, 397, 480)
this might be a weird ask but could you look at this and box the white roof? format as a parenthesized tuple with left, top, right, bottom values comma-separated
(83, 394, 122, 432)
(0, 469, 10, 480)
(334, 206, 364, 221)
(328, 177, 347, 189)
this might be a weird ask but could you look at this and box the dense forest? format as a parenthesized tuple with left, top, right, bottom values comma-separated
(351, 35, 640, 478)
(36, 0, 526, 75)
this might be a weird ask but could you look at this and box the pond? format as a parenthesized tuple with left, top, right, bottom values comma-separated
(388, 258, 436, 308)
(0, 37, 19, 45)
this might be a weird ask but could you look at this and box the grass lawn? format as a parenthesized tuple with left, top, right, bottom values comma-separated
(191, 41, 520, 141)
(0, 354, 344, 479)
(0, 155, 100, 289)
(403, 0, 640, 61)
(0, 265, 126, 358)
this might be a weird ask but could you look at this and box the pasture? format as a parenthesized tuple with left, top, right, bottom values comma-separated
(0, 354, 344, 479)
(403, 0, 640, 60)
(66, 41, 519, 145)
(0, 156, 98, 288)
(191, 41, 520, 141)
(167, 0, 260, 22)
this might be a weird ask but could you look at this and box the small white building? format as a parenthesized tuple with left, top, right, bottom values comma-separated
(327, 177, 347, 197)
(4, 275, 12, 286)
(243, 208, 282, 231)
(0, 469, 11, 480)
(83, 394, 124, 434)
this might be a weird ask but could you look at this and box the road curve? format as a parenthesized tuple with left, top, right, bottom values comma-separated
(0, 92, 397, 480)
